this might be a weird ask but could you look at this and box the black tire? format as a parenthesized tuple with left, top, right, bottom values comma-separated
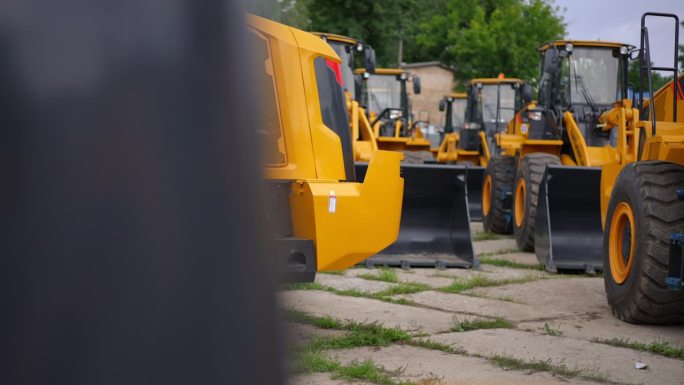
(482, 156, 515, 234)
(513, 153, 560, 251)
(603, 161, 684, 324)
(403, 150, 434, 164)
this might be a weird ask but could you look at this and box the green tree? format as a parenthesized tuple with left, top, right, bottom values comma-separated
(305, 0, 419, 67)
(411, 0, 566, 87)
(247, 0, 310, 29)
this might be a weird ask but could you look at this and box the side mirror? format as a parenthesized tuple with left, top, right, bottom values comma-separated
(364, 47, 376, 74)
(413, 76, 421, 94)
(439, 99, 446, 112)
(522, 83, 533, 104)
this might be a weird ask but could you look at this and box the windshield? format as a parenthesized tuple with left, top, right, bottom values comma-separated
(481, 84, 517, 124)
(328, 41, 356, 99)
(363, 74, 401, 115)
(451, 98, 466, 129)
(568, 47, 620, 105)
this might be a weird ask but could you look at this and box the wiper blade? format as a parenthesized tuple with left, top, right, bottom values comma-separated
(572, 61, 598, 113)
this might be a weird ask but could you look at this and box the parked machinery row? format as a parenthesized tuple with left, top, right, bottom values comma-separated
(256, 12, 683, 325)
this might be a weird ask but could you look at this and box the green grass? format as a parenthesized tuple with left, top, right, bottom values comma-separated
(477, 247, 522, 258)
(285, 309, 343, 329)
(283, 282, 327, 291)
(472, 232, 501, 241)
(309, 322, 411, 350)
(285, 278, 429, 305)
(543, 322, 562, 336)
(591, 337, 684, 360)
(452, 317, 512, 332)
(320, 270, 347, 276)
(407, 338, 466, 354)
(486, 354, 608, 382)
(438, 274, 540, 294)
(334, 360, 407, 385)
(358, 267, 399, 283)
(295, 348, 341, 373)
(478, 257, 544, 270)
(286, 309, 412, 350)
(295, 349, 416, 385)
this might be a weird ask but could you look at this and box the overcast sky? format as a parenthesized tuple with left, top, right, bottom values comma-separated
(554, 0, 684, 68)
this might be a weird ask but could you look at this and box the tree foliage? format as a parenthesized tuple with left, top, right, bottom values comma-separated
(249, 0, 567, 86)
(410, 0, 565, 86)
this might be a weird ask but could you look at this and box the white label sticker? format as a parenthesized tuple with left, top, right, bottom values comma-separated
(328, 191, 336, 213)
(521, 123, 528, 134)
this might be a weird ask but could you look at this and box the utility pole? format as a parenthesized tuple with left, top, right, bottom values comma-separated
(397, 27, 403, 66)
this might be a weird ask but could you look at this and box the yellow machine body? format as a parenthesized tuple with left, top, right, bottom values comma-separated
(313, 33, 379, 162)
(355, 68, 431, 152)
(600, 76, 684, 227)
(249, 15, 404, 279)
(597, 11, 684, 324)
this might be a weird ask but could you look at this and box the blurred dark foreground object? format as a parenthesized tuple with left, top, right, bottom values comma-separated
(0, 1, 282, 384)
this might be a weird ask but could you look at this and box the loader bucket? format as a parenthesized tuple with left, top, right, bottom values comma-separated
(535, 165, 603, 273)
(355, 163, 477, 269)
(465, 166, 484, 221)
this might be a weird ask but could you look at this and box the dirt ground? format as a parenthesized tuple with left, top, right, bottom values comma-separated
(280, 223, 684, 385)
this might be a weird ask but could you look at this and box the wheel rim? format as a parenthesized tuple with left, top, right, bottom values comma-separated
(514, 178, 526, 228)
(483, 175, 492, 216)
(609, 201, 636, 285)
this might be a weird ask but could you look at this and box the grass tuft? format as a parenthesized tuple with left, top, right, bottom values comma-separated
(452, 317, 512, 332)
(407, 338, 466, 354)
(358, 267, 399, 283)
(283, 282, 326, 291)
(295, 348, 340, 373)
(472, 232, 501, 241)
(320, 270, 347, 276)
(478, 257, 544, 270)
(310, 322, 411, 350)
(591, 337, 684, 360)
(477, 248, 522, 258)
(285, 278, 428, 305)
(543, 322, 562, 336)
(438, 274, 539, 294)
(285, 309, 343, 329)
(485, 354, 609, 382)
(333, 360, 403, 385)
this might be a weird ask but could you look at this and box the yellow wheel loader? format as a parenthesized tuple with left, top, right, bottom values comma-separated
(599, 13, 684, 323)
(249, 16, 404, 282)
(354, 68, 477, 268)
(313, 33, 379, 162)
(451, 78, 528, 221)
(484, 40, 632, 273)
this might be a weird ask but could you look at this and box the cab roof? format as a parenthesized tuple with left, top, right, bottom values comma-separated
(445, 93, 467, 99)
(539, 40, 632, 52)
(470, 78, 523, 85)
(311, 32, 360, 46)
(354, 67, 406, 75)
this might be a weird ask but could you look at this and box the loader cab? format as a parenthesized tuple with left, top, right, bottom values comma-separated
(466, 78, 524, 153)
(440, 93, 467, 134)
(356, 68, 421, 138)
(537, 41, 631, 147)
(313, 33, 376, 100)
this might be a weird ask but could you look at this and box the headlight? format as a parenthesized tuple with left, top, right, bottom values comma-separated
(620, 46, 628, 55)
(363, 72, 370, 79)
(356, 43, 364, 52)
(400, 73, 408, 80)
(565, 43, 573, 53)
(464, 122, 481, 130)
(389, 110, 403, 119)
(528, 111, 543, 121)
